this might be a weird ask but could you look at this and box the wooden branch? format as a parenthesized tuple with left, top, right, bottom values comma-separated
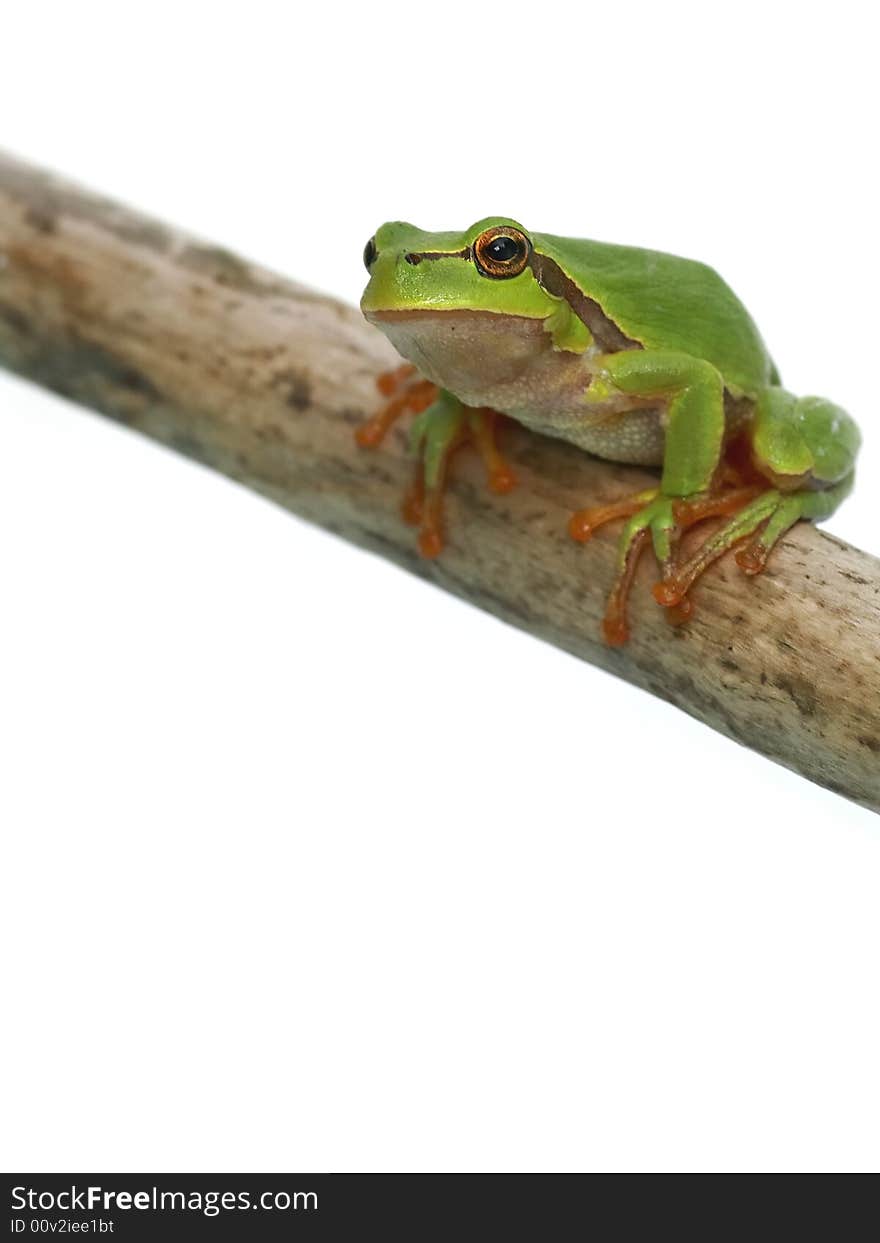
(0, 151, 878, 812)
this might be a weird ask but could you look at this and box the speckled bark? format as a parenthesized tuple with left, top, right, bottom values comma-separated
(0, 151, 878, 810)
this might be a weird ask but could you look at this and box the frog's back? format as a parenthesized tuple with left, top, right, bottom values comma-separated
(533, 232, 775, 397)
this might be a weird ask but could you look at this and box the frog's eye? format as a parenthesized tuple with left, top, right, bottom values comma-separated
(473, 226, 530, 279)
(363, 236, 378, 271)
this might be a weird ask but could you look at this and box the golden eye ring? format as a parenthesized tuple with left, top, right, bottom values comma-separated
(472, 226, 531, 279)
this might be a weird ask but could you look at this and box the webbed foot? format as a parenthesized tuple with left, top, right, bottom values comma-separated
(652, 476, 854, 609)
(569, 484, 764, 645)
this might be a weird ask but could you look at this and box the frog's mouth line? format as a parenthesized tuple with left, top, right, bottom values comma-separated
(364, 308, 541, 325)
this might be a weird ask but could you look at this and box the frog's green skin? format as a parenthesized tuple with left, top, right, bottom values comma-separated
(361, 217, 860, 620)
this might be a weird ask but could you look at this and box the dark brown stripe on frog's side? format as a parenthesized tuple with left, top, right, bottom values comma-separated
(405, 248, 471, 265)
(527, 251, 641, 353)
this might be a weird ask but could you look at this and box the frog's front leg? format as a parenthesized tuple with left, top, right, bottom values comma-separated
(404, 390, 516, 558)
(571, 350, 731, 643)
(357, 370, 516, 557)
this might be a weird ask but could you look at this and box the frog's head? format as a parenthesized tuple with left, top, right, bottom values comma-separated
(361, 218, 561, 395)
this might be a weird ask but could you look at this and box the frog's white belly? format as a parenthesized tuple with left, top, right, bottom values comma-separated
(369, 306, 667, 466)
(510, 403, 666, 465)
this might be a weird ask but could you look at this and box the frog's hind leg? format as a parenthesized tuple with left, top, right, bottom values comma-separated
(653, 475, 854, 606)
(571, 482, 762, 643)
(654, 389, 860, 609)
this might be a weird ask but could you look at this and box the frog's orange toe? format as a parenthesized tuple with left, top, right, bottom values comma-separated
(376, 363, 417, 397)
(601, 528, 651, 648)
(672, 485, 761, 529)
(569, 488, 660, 546)
(735, 541, 770, 575)
(418, 529, 444, 559)
(355, 395, 407, 449)
(402, 477, 445, 558)
(488, 464, 517, 495)
(568, 511, 596, 543)
(355, 416, 392, 449)
(357, 372, 438, 450)
(401, 494, 422, 527)
(467, 408, 517, 500)
(602, 615, 629, 647)
(652, 579, 685, 608)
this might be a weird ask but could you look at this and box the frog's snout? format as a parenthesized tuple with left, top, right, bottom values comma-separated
(364, 239, 417, 272)
(361, 239, 408, 315)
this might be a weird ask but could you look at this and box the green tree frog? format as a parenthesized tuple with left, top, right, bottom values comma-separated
(357, 218, 860, 643)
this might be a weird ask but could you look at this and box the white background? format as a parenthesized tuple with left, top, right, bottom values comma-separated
(1, 1, 878, 1173)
